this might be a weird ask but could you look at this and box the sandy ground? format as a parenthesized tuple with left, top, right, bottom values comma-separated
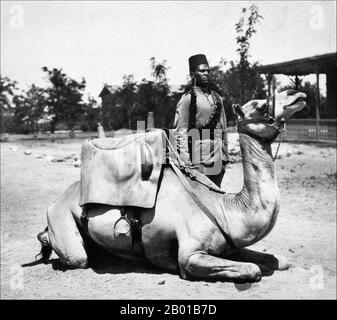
(1, 134, 336, 299)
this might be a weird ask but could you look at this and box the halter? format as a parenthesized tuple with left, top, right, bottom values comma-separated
(267, 94, 276, 122)
(236, 97, 286, 161)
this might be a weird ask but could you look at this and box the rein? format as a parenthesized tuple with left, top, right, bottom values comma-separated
(169, 159, 236, 248)
(164, 132, 226, 194)
(164, 133, 235, 247)
(163, 132, 236, 246)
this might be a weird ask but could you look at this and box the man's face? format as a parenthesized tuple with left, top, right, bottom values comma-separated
(192, 64, 210, 86)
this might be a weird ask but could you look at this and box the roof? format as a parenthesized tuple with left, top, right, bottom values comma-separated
(98, 85, 119, 97)
(256, 52, 337, 76)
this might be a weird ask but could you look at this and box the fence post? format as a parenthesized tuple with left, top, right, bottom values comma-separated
(314, 66, 321, 141)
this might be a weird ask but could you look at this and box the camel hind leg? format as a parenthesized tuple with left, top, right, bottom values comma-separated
(40, 181, 89, 268)
(36, 227, 52, 261)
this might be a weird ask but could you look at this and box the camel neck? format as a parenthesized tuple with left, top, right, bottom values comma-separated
(239, 134, 277, 206)
(221, 133, 280, 247)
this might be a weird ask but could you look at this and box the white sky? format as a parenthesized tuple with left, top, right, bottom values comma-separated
(1, 1, 336, 99)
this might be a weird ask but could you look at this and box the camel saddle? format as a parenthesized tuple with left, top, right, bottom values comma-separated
(79, 129, 166, 208)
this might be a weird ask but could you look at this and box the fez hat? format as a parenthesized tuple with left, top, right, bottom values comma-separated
(188, 54, 209, 72)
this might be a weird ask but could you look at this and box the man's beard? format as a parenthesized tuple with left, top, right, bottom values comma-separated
(195, 78, 209, 88)
(184, 79, 222, 96)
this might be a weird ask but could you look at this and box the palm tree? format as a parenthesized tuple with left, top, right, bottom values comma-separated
(150, 57, 169, 87)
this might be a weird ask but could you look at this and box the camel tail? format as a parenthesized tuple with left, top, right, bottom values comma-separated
(36, 227, 52, 262)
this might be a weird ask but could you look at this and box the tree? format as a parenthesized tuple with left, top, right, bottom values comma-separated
(81, 96, 101, 131)
(0, 76, 17, 133)
(42, 67, 86, 136)
(13, 84, 47, 135)
(149, 57, 175, 128)
(118, 74, 137, 129)
(234, 5, 264, 104)
(136, 78, 174, 129)
(25, 85, 47, 134)
(150, 57, 169, 86)
(102, 58, 176, 130)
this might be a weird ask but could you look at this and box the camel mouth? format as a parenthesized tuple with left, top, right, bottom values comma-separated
(284, 96, 306, 109)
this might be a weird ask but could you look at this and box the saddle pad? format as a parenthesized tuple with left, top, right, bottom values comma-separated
(80, 129, 166, 208)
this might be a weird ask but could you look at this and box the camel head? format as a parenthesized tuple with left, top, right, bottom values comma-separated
(233, 89, 306, 142)
(269, 89, 307, 121)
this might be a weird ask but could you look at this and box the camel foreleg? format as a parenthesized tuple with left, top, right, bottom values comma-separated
(226, 248, 291, 275)
(179, 251, 262, 283)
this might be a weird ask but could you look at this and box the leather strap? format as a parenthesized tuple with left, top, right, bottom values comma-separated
(169, 160, 236, 248)
(188, 88, 197, 131)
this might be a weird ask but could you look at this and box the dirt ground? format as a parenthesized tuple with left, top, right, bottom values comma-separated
(1, 133, 336, 299)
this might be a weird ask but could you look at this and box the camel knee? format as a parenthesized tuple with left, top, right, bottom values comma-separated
(178, 250, 207, 280)
(47, 206, 89, 269)
(61, 255, 88, 269)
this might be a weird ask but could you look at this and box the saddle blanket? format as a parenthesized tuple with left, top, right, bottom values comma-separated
(80, 129, 166, 208)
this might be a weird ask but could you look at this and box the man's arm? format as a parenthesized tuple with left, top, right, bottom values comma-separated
(213, 93, 229, 163)
(173, 94, 191, 164)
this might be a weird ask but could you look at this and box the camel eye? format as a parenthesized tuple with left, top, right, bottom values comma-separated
(257, 102, 267, 113)
(250, 101, 259, 108)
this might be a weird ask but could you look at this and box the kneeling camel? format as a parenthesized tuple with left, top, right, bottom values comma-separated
(37, 89, 306, 283)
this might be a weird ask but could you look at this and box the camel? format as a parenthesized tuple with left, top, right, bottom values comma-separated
(36, 89, 306, 283)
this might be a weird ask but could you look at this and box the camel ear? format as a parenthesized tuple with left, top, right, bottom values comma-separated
(232, 104, 245, 118)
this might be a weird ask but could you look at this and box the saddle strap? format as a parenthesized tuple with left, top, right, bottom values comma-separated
(169, 160, 236, 248)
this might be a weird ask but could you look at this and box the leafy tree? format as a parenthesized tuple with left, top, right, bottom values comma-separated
(42, 67, 86, 135)
(106, 59, 176, 130)
(149, 58, 176, 128)
(0, 76, 17, 108)
(101, 58, 177, 130)
(235, 5, 264, 104)
(150, 57, 169, 86)
(136, 78, 174, 129)
(81, 96, 101, 131)
(26, 85, 47, 133)
(13, 84, 47, 134)
(117, 74, 137, 129)
(0, 76, 17, 133)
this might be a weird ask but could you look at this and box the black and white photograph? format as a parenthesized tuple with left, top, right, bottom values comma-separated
(0, 1, 336, 302)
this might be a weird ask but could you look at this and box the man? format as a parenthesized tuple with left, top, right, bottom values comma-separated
(173, 54, 229, 187)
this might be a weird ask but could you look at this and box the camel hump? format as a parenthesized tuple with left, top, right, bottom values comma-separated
(80, 129, 165, 208)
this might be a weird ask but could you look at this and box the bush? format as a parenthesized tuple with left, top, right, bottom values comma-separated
(0, 114, 16, 133)
(80, 122, 90, 132)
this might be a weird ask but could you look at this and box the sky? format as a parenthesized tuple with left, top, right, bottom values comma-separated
(1, 1, 336, 99)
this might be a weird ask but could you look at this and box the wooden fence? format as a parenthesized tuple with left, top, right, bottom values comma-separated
(284, 119, 336, 142)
